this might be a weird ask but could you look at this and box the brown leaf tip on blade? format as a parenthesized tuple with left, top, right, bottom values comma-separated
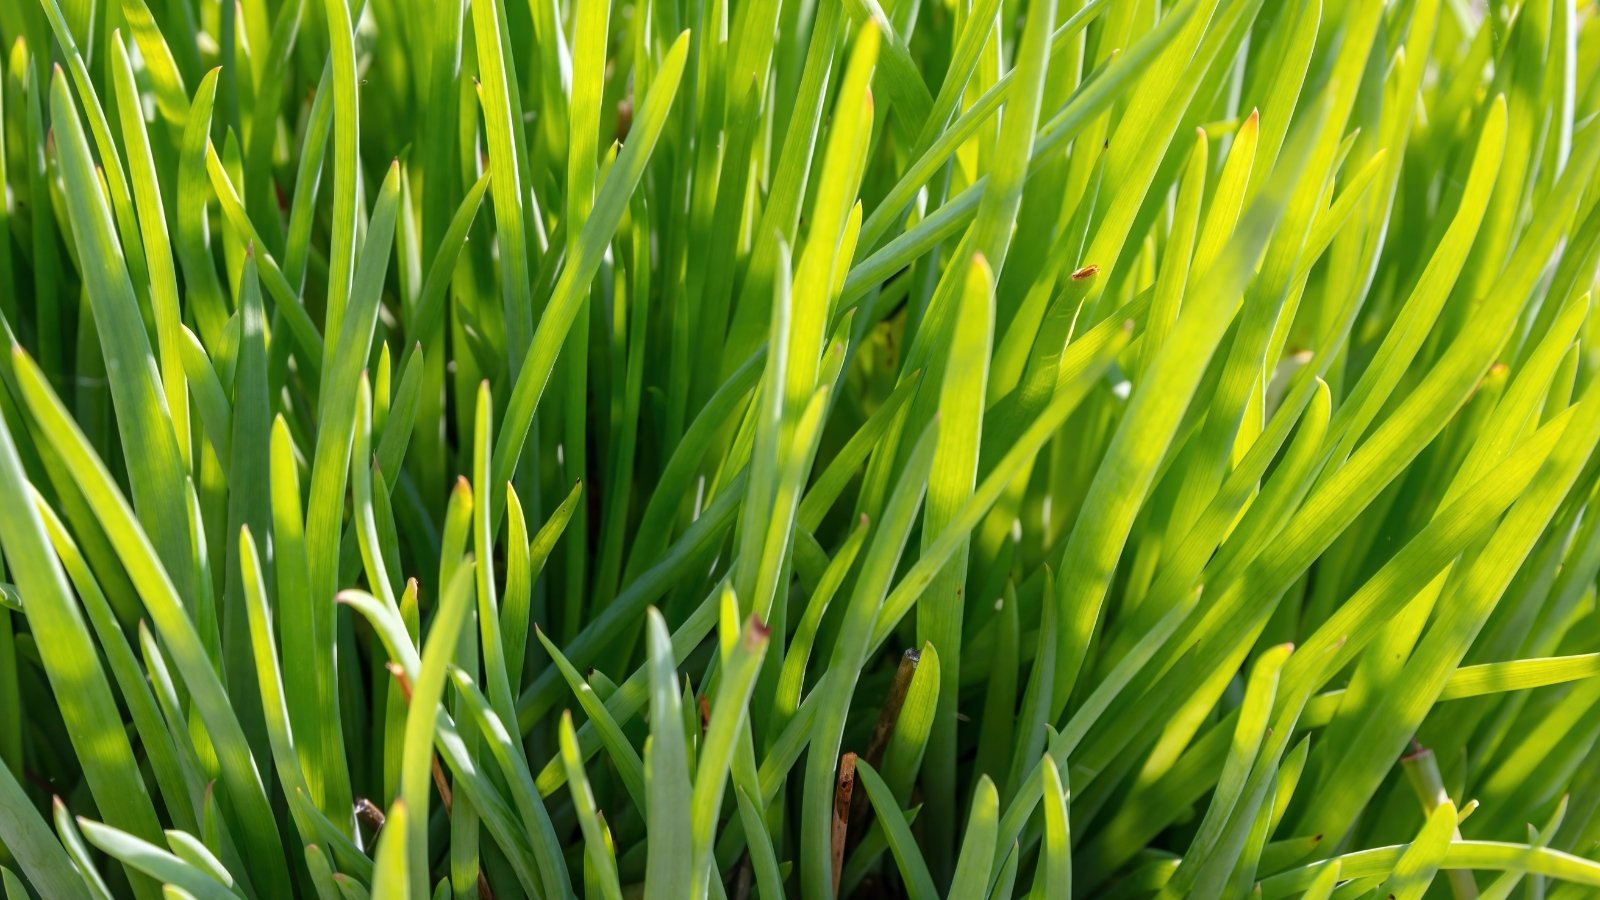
(386, 662, 414, 703)
(354, 797, 386, 832)
(615, 99, 633, 142)
(866, 652, 921, 770)
(1402, 738, 1431, 762)
(746, 616, 773, 643)
(698, 695, 711, 731)
(835, 753, 858, 800)
(1071, 264, 1100, 280)
(1247, 108, 1261, 124)
(454, 475, 472, 495)
(832, 752, 858, 894)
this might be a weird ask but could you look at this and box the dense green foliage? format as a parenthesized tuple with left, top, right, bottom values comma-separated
(2, 0, 1600, 895)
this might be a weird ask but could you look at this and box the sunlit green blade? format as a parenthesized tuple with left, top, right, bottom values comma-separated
(802, 420, 939, 898)
(537, 626, 646, 809)
(1037, 757, 1071, 898)
(11, 349, 290, 895)
(0, 764, 88, 899)
(493, 31, 691, 508)
(917, 251, 996, 861)
(48, 67, 194, 615)
(0, 384, 161, 897)
(369, 799, 409, 897)
(559, 712, 623, 900)
(1159, 644, 1290, 898)
(35, 493, 198, 834)
(108, 31, 188, 465)
(75, 819, 236, 900)
(947, 776, 999, 898)
(318, 0, 363, 357)
(854, 760, 939, 900)
(398, 560, 476, 897)
(1259, 842, 1600, 898)
(691, 595, 770, 899)
(644, 607, 693, 899)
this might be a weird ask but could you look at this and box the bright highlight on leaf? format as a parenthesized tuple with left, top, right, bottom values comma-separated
(0, 0, 1599, 897)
